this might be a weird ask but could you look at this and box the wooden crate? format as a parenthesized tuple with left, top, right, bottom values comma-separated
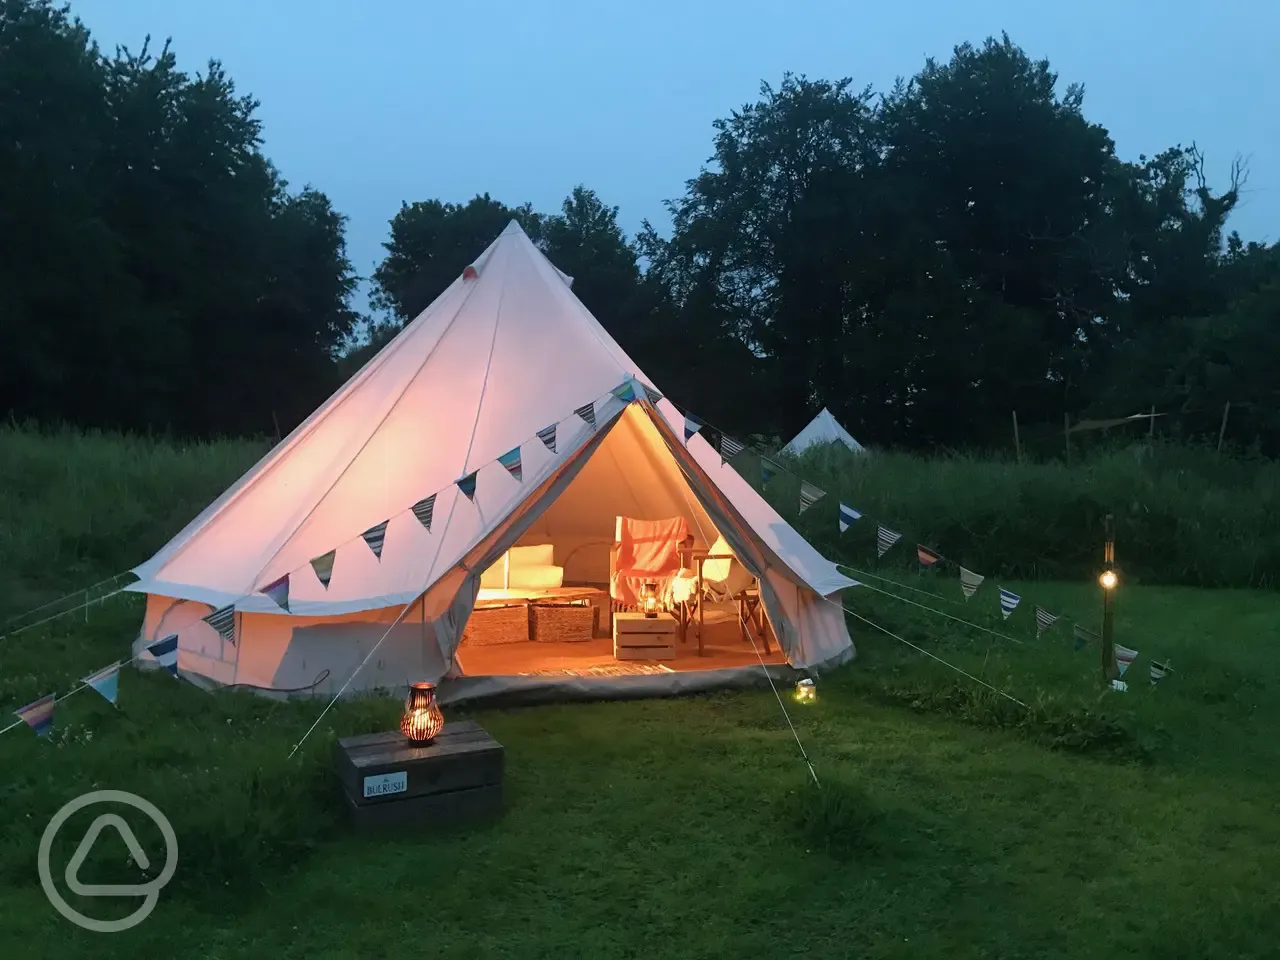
(460, 603, 529, 646)
(334, 720, 504, 831)
(530, 603, 594, 642)
(613, 611, 677, 660)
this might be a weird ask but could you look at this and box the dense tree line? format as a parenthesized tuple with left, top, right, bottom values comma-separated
(4, 2, 1277, 454)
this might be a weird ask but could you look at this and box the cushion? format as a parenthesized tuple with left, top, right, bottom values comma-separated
(478, 553, 508, 589)
(508, 564, 564, 590)
(509, 543, 555, 568)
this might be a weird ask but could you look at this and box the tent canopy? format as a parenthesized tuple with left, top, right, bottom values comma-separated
(127, 221, 856, 694)
(783, 407, 865, 456)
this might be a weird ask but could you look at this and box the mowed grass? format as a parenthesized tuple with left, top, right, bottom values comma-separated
(1, 426, 1279, 958)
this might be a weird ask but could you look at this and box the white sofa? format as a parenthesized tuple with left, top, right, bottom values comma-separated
(478, 543, 564, 592)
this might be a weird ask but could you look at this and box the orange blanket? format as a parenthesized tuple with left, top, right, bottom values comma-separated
(615, 516, 689, 577)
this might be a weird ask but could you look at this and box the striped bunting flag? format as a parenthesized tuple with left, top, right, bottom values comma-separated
(1149, 659, 1171, 685)
(611, 380, 636, 404)
(1072, 622, 1097, 652)
(761, 458, 778, 486)
(498, 446, 523, 483)
(719, 434, 746, 464)
(838, 503, 862, 533)
(917, 545, 941, 568)
(311, 549, 336, 589)
(147, 634, 179, 676)
(574, 402, 597, 429)
(456, 471, 478, 501)
(84, 663, 121, 706)
(361, 520, 389, 560)
(411, 494, 436, 532)
(683, 413, 703, 442)
(261, 574, 290, 612)
(1035, 605, 1059, 635)
(999, 586, 1020, 620)
(959, 566, 984, 600)
(14, 693, 56, 737)
(799, 481, 825, 514)
(204, 604, 237, 644)
(642, 383, 663, 405)
(1115, 644, 1139, 677)
(876, 525, 902, 557)
(537, 423, 557, 454)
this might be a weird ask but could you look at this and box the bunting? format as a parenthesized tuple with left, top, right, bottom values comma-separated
(456, 471, 478, 502)
(204, 605, 237, 644)
(537, 423, 558, 454)
(799, 481, 826, 514)
(411, 494, 436, 532)
(311, 549, 336, 589)
(1115, 644, 1139, 677)
(683, 414, 703, 442)
(959, 566, 984, 599)
(14, 693, 56, 737)
(642, 383, 664, 405)
(498, 446, 523, 483)
(999, 586, 1021, 620)
(361, 520, 389, 560)
(1149, 660, 1171, 685)
(261, 574, 290, 612)
(84, 663, 121, 706)
(1035, 605, 1059, 634)
(719, 434, 746, 463)
(876, 525, 902, 558)
(575, 402, 597, 430)
(147, 634, 179, 676)
(917, 545, 941, 568)
(1072, 622, 1097, 652)
(611, 380, 637, 404)
(838, 503, 862, 533)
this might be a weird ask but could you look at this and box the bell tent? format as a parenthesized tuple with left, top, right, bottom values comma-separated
(783, 407, 865, 456)
(127, 221, 856, 702)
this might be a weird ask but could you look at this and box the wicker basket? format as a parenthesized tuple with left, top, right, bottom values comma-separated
(530, 603, 595, 643)
(460, 604, 529, 646)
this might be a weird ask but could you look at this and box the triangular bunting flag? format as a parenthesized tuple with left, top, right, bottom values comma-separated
(14, 693, 56, 737)
(1035, 605, 1060, 634)
(261, 574, 290, 612)
(498, 446, 523, 483)
(1115, 644, 1139, 677)
(761, 458, 778, 486)
(537, 423, 557, 454)
(959, 566, 984, 599)
(574, 402, 597, 430)
(799, 481, 826, 514)
(1072, 622, 1097, 652)
(999, 586, 1021, 620)
(611, 380, 636, 404)
(641, 383, 664, 405)
(84, 663, 121, 706)
(147, 634, 179, 676)
(411, 494, 436, 532)
(876, 526, 902, 557)
(719, 434, 746, 463)
(311, 549, 336, 589)
(917, 545, 941, 568)
(683, 414, 703, 442)
(361, 520, 389, 560)
(456, 471, 478, 501)
(838, 503, 862, 534)
(1149, 659, 1171, 685)
(204, 604, 237, 645)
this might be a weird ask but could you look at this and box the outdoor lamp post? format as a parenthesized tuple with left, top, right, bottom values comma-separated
(1100, 514, 1118, 685)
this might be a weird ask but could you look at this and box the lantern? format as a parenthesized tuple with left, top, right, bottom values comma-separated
(641, 580, 660, 618)
(399, 681, 445, 745)
(1099, 569, 1118, 590)
(794, 678, 816, 703)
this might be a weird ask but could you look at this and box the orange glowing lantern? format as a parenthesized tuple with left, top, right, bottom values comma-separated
(641, 580, 660, 618)
(399, 681, 445, 745)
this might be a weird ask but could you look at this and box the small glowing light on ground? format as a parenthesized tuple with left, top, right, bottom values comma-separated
(794, 678, 816, 703)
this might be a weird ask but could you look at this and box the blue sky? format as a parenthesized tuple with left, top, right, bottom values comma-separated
(78, 0, 1277, 314)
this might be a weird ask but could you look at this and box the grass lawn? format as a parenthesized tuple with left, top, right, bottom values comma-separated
(2, 573, 1278, 959)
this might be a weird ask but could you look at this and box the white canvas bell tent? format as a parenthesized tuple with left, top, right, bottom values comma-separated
(126, 221, 856, 701)
(782, 407, 865, 456)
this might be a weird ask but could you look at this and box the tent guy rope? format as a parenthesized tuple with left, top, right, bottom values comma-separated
(835, 571, 1024, 645)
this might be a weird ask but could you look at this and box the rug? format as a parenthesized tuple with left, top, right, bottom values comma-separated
(521, 663, 676, 678)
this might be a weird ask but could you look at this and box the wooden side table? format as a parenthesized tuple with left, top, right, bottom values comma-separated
(334, 720, 504, 830)
(613, 611, 678, 660)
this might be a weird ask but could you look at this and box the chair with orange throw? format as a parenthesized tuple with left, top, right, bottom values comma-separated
(609, 516, 690, 619)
